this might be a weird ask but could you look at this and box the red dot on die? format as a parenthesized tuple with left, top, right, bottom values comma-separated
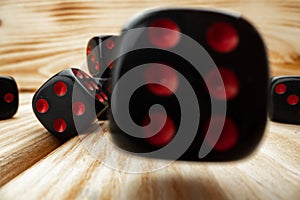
(95, 61, 100, 71)
(91, 53, 95, 63)
(287, 94, 299, 105)
(108, 60, 114, 69)
(4, 93, 14, 103)
(53, 81, 67, 96)
(53, 118, 67, 133)
(36, 99, 49, 113)
(148, 18, 181, 49)
(206, 22, 239, 53)
(73, 69, 83, 79)
(144, 63, 179, 96)
(81, 71, 91, 79)
(106, 39, 115, 50)
(205, 116, 239, 151)
(83, 81, 93, 91)
(100, 92, 108, 101)
(275, 83, 286, 95)
(87, 46, 91, 55)
(205, 67, 239, 100)
(72, 102, 85, 116)
(143, 113, 176, 147)
(90, 81, 99, 90)
(96, 94, 104, 103)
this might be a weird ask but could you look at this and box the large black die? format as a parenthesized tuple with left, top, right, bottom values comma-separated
(32, 68, 108, 141)
(108, 9, 269, 161)
(269, 76, 300, 124)
(0, 76, 18, 119)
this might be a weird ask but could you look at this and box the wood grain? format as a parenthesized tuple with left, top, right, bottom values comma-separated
(0, 93, 61, 187)
(0, 0, 300, 199)
(0, 0, 300, 90)
(0, 117, 299, 200)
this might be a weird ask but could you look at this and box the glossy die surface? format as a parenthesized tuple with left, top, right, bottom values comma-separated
(269, 76, 300, 124)
(32, 68, 108, 141)
(0, 76, 18, 119)
(87, 35, 118, 79)
(109, 9, 269, 161)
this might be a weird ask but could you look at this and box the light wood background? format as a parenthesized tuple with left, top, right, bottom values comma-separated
(0, 0, 299, 199)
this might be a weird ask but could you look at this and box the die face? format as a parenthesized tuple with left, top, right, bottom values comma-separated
(32, 68, 108, 141)
(269, 76, 300, 124)
(55, 68, 109, 116)
(109, 9, 269, 161)
(87, 35, 118, 79)
(0, 76, 18, 119)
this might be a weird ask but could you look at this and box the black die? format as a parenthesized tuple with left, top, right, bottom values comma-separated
(32, 68, 108, 141)
(109, 9, 269, 161)
(0, 76, 18, 119)
(269, 76, 300, 124)
(87, 35, 118, 79)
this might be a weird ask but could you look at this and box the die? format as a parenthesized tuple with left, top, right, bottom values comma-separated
(108, 8, 269, 161)
(269, 76, 300, 124)
(0, 76, 18, 119)
(32, 68, 108, 141)
(87, 35, 118, 80)
(87, 35, 118, 101)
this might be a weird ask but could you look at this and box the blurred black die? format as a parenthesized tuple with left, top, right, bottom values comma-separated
(0, 76, 18, 120)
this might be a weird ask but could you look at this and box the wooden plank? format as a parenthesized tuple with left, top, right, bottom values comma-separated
(0, 0, 300, 90)
(0, 93, 61, 187)
(0, 120, 299, 200)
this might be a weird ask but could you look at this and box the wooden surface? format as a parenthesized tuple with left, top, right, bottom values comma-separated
(0, 94, 299, 199)
(0, 0, 300, 91)
(0, 0, 300, 199)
